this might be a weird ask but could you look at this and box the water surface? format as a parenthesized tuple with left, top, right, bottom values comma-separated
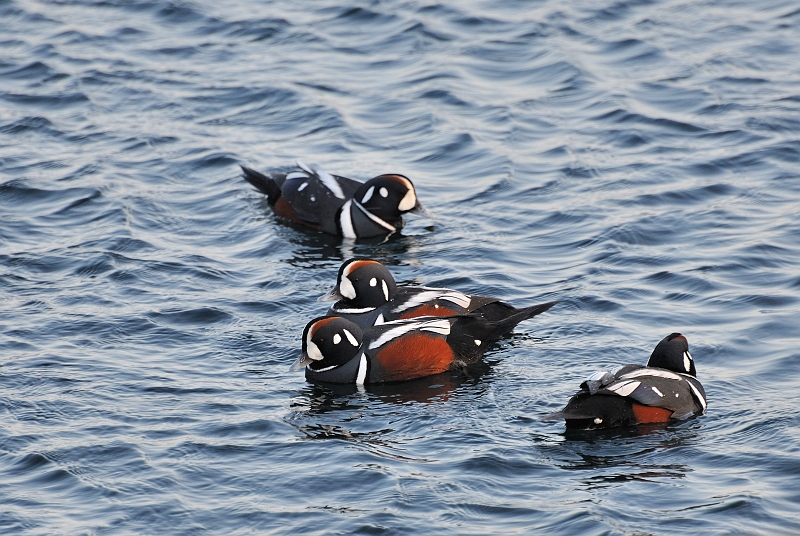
(2, 0, 800, 533)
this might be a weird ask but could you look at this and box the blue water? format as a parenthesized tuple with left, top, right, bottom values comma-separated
(2, 0, 800, 533)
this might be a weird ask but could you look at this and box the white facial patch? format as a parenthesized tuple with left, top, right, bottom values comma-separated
(370, 278, 377, 287)
(298, 182, 308, 191)
(684, 351, 692, 372)
(342, 328, 359, 346)
(361, 186, 375, 204)
(474, 339, 481, 346)
(593, 418, 603, 424)
(306, 340, 323, 361)
(333, 334, 342, 345)
(382, 280, 389, 301)
(379, 187, 388, 198)
(398, 186, 416, 211)
(339, 274, 357, 299)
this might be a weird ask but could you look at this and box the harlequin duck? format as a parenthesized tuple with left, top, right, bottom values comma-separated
(545, 333, 707, 429)
(241, 161, 432, 238)
(291, 312, 552, 384)
(320, 258, 557, 332)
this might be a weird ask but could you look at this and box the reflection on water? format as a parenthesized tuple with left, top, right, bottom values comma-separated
(549, 422, 700, 487)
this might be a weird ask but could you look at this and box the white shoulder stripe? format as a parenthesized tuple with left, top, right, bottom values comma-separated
(620, 368, 684, 381)
(392, 289, 471, 313)
(317, 169, 345, 199)
(356, 353, 368, 385)
(606, 380, 641, 397)
(368, 318, 451, 350)
(339, 200, 356, 238)
(295, 161, 345, 199)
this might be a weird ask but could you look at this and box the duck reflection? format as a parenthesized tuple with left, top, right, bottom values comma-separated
(551, 422, 700, 485)
(285, 362, 491, 443)
(261, 201, 431, 270)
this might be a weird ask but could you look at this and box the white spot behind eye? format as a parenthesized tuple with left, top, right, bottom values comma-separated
(594, 418, 603, 424)
(298, 182, 308, 191)
(382, 280, 389, 301)
(361, 186, 375, 204)
(343, 328, 359, 346)
(474, 339, 481, 346)
(333, 334, 342, 345)
(370, 278, 377, 287)
(379, 187, 388, 198)
(310, 195, 316, 202)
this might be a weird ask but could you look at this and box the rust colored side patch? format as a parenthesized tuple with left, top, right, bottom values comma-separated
(632, 403, 673, 424)
(273, 198, 322, 230)
(373, 334, 454, 382)
(397, 304, 458, 320)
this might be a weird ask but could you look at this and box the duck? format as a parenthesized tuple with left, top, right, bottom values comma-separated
(544, 333, 707, 429)
(241, 161, 431, 238)
(291, 312, 553, 385)
(320, 258, 557, 333)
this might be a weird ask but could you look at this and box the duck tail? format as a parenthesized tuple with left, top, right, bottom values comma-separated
(241, 165, 281, 204)
(493, 300, 558, 335)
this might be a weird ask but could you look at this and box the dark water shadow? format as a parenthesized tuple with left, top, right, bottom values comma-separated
(549, 420, 701, 486)
(284, 363, 492, 443)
